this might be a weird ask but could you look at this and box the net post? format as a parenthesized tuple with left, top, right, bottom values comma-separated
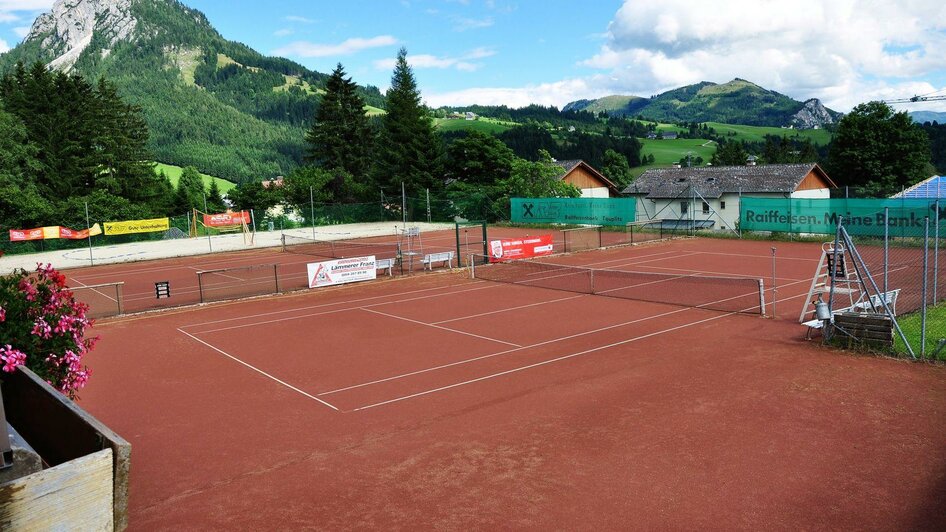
(116, 282, 124, 316)
(197, 272, 205, 304)
(758, 278, 766, 316)
(596, 225, 602, 249)
(470, 254, 476, 279)
(273, 264, 279, 294)
(590, 269, 595, 295)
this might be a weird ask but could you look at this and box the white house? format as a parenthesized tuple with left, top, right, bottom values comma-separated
(622, 163, 837, 231)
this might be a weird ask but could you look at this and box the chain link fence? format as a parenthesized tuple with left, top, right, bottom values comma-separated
(834, 211, 944, 360)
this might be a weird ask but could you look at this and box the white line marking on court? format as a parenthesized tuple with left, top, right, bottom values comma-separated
(319, 304, 696, 396)
(432, 294, 585, 324)
(182, 281, 495, 330)
(350, 311, 736, 412)
(360, 307, 522, 347)
(188, 283, 500, 334)
(321, 277, 816, 398)
(177, 328, 339, 412)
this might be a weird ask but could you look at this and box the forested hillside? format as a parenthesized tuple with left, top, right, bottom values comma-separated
(0, 0, 383, 183)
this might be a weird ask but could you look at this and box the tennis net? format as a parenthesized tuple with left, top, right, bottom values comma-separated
(472, 258, 766, 314)
(282, 234, 399, 260)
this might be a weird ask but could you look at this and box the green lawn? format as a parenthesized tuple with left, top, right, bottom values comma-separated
(704, 122, 832, 145)
(434, 117, 517, 134)
(154, 162, 237, 194)
(895, 303, 946, 360)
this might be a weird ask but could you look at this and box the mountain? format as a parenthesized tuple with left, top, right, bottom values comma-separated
(0, 0, 384, 183)
(565, 79, 840, 129)
(910, 111, 946, 124)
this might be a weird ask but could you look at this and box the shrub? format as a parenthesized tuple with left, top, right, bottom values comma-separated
(0, 264, 96, 398)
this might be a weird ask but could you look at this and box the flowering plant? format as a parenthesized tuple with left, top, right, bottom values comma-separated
(0, 264, 96, 399)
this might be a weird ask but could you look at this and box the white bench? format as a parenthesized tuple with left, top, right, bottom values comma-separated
(376, 258, 395, 276)
(803, 289, 900, 339)
(422, 251, 454, 271)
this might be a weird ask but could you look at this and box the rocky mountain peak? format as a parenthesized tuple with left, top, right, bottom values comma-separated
(28, 0, 137, 71)
(790, 98, 835, 129)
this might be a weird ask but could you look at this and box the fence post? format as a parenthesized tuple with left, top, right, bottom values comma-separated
(310, 186, 316, 240)
(884, 207, 890, 294)
(933, 198, 941, 305)
(922, 217, 930, 359)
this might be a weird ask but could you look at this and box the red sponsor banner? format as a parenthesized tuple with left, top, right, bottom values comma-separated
(203, 211, 250, 228)
(9, 228, 45, 241)
(9, 224, 100, 241)
(488, 234, 555, 262)
(58, 226, 89, 240)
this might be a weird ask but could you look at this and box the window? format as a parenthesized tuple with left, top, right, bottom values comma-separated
(702, 202, 710, 214)
(720, 201, 726, 210)
(680, 201, 688, 215)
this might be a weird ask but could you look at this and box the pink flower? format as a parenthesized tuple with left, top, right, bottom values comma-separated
(0, 306, 5, 322)
(0, 345, 27, 373)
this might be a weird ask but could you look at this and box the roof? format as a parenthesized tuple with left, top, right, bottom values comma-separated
(622, 163, 835, 199)
(892, 175, 946, 198)
(552, 159, 620, 194)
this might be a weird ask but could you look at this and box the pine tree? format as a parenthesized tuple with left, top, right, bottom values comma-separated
(374, 48, 443, 197)
(175, 166, 206, 213)
(206, 179, 227, 212)
(304, 63, 373, 200)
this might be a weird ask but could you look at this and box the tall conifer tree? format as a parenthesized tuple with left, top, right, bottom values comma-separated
(304, 63, 373, 200)
(374, 48, 443, 197)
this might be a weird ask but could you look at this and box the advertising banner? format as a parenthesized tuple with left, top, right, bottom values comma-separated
(103, 217, 170, 236)
(511, 198, 636, 226)
(203, 211, 250, 228)
(307, 256, 378, 288)
(488, 234, 555, 263)
(9, 224, 102, 241)
(740, 197, 943, 236)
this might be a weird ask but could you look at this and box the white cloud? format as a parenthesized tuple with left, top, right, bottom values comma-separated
(0, 12, 18, 22)
(578, 0, 946, 112)
(374, 48, 496, 73)
(424, 77, 608, 108)
(272, 35, 398, 58)
(284, 15, 315, 24)
(273, 28, 293, 37)
(453, 16, 493, 31)
(13, 25, 28, 37)
(0, 37, 8, 53)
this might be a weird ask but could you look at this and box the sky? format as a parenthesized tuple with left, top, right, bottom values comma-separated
(1, 0, 945, 113)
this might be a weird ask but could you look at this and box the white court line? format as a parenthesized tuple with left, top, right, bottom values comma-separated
(432, 294, 585, 324)
(319, 277, 815, 397)
(350, 311, 734, 411)
(189, 283, 499, 335)
(350, 289, 813, 412)
(177, 328, 339, 411)
(360, 307, 522, 347)
(182, 281, 493, 330)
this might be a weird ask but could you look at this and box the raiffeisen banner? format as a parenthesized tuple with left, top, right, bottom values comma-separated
(511, 198, 636, 226)
(740, 198, 943, 236)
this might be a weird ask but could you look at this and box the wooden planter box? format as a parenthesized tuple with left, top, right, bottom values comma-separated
(0, 367, 130, 530)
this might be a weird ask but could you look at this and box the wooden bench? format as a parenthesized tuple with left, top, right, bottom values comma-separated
(422, 251, 454, 271)
(803, 289, 900, 339)
(376, 257, 395, 276)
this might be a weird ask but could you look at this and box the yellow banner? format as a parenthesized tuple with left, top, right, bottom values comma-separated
(103, 218, 170, 236)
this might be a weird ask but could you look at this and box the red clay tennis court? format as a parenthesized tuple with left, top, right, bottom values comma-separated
(76, 237, 946, 529)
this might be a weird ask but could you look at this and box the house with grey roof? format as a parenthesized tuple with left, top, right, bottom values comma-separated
(622, 163, 836, 231)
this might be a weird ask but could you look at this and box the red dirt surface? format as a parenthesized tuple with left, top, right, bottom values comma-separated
(76, 237, 946, 530)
